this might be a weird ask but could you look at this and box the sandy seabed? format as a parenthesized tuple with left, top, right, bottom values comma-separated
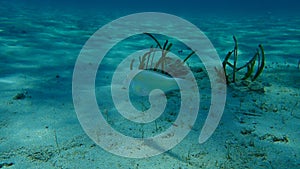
(0, 2, 300, 169)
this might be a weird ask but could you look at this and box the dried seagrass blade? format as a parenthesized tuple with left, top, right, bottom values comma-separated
(139, 50, 152, 69)
(154, 56, 164, 70)
(145, 46, 154, 69)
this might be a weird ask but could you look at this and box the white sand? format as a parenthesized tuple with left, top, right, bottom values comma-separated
(0, 3, 299, 169)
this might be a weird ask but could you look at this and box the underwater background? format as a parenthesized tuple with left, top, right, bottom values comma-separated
(0, 0, 300, 168)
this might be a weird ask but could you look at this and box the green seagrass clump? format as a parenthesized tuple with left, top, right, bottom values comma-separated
(222, 36, 265, 84)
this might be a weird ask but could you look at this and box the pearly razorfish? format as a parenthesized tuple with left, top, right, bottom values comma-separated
(129, 69, 188, 96)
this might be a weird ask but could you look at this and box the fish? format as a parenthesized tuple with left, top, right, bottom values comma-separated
(129, 69, 186, 96)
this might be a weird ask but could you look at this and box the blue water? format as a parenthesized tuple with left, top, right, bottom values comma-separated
(2, 0, 300, 18)
(0, 0, 299, 168)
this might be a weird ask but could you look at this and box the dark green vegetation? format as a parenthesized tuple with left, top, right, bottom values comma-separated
(222, 36, 265, 84)
(136, 33, 265, 85)
(132, 33, 195, 73)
